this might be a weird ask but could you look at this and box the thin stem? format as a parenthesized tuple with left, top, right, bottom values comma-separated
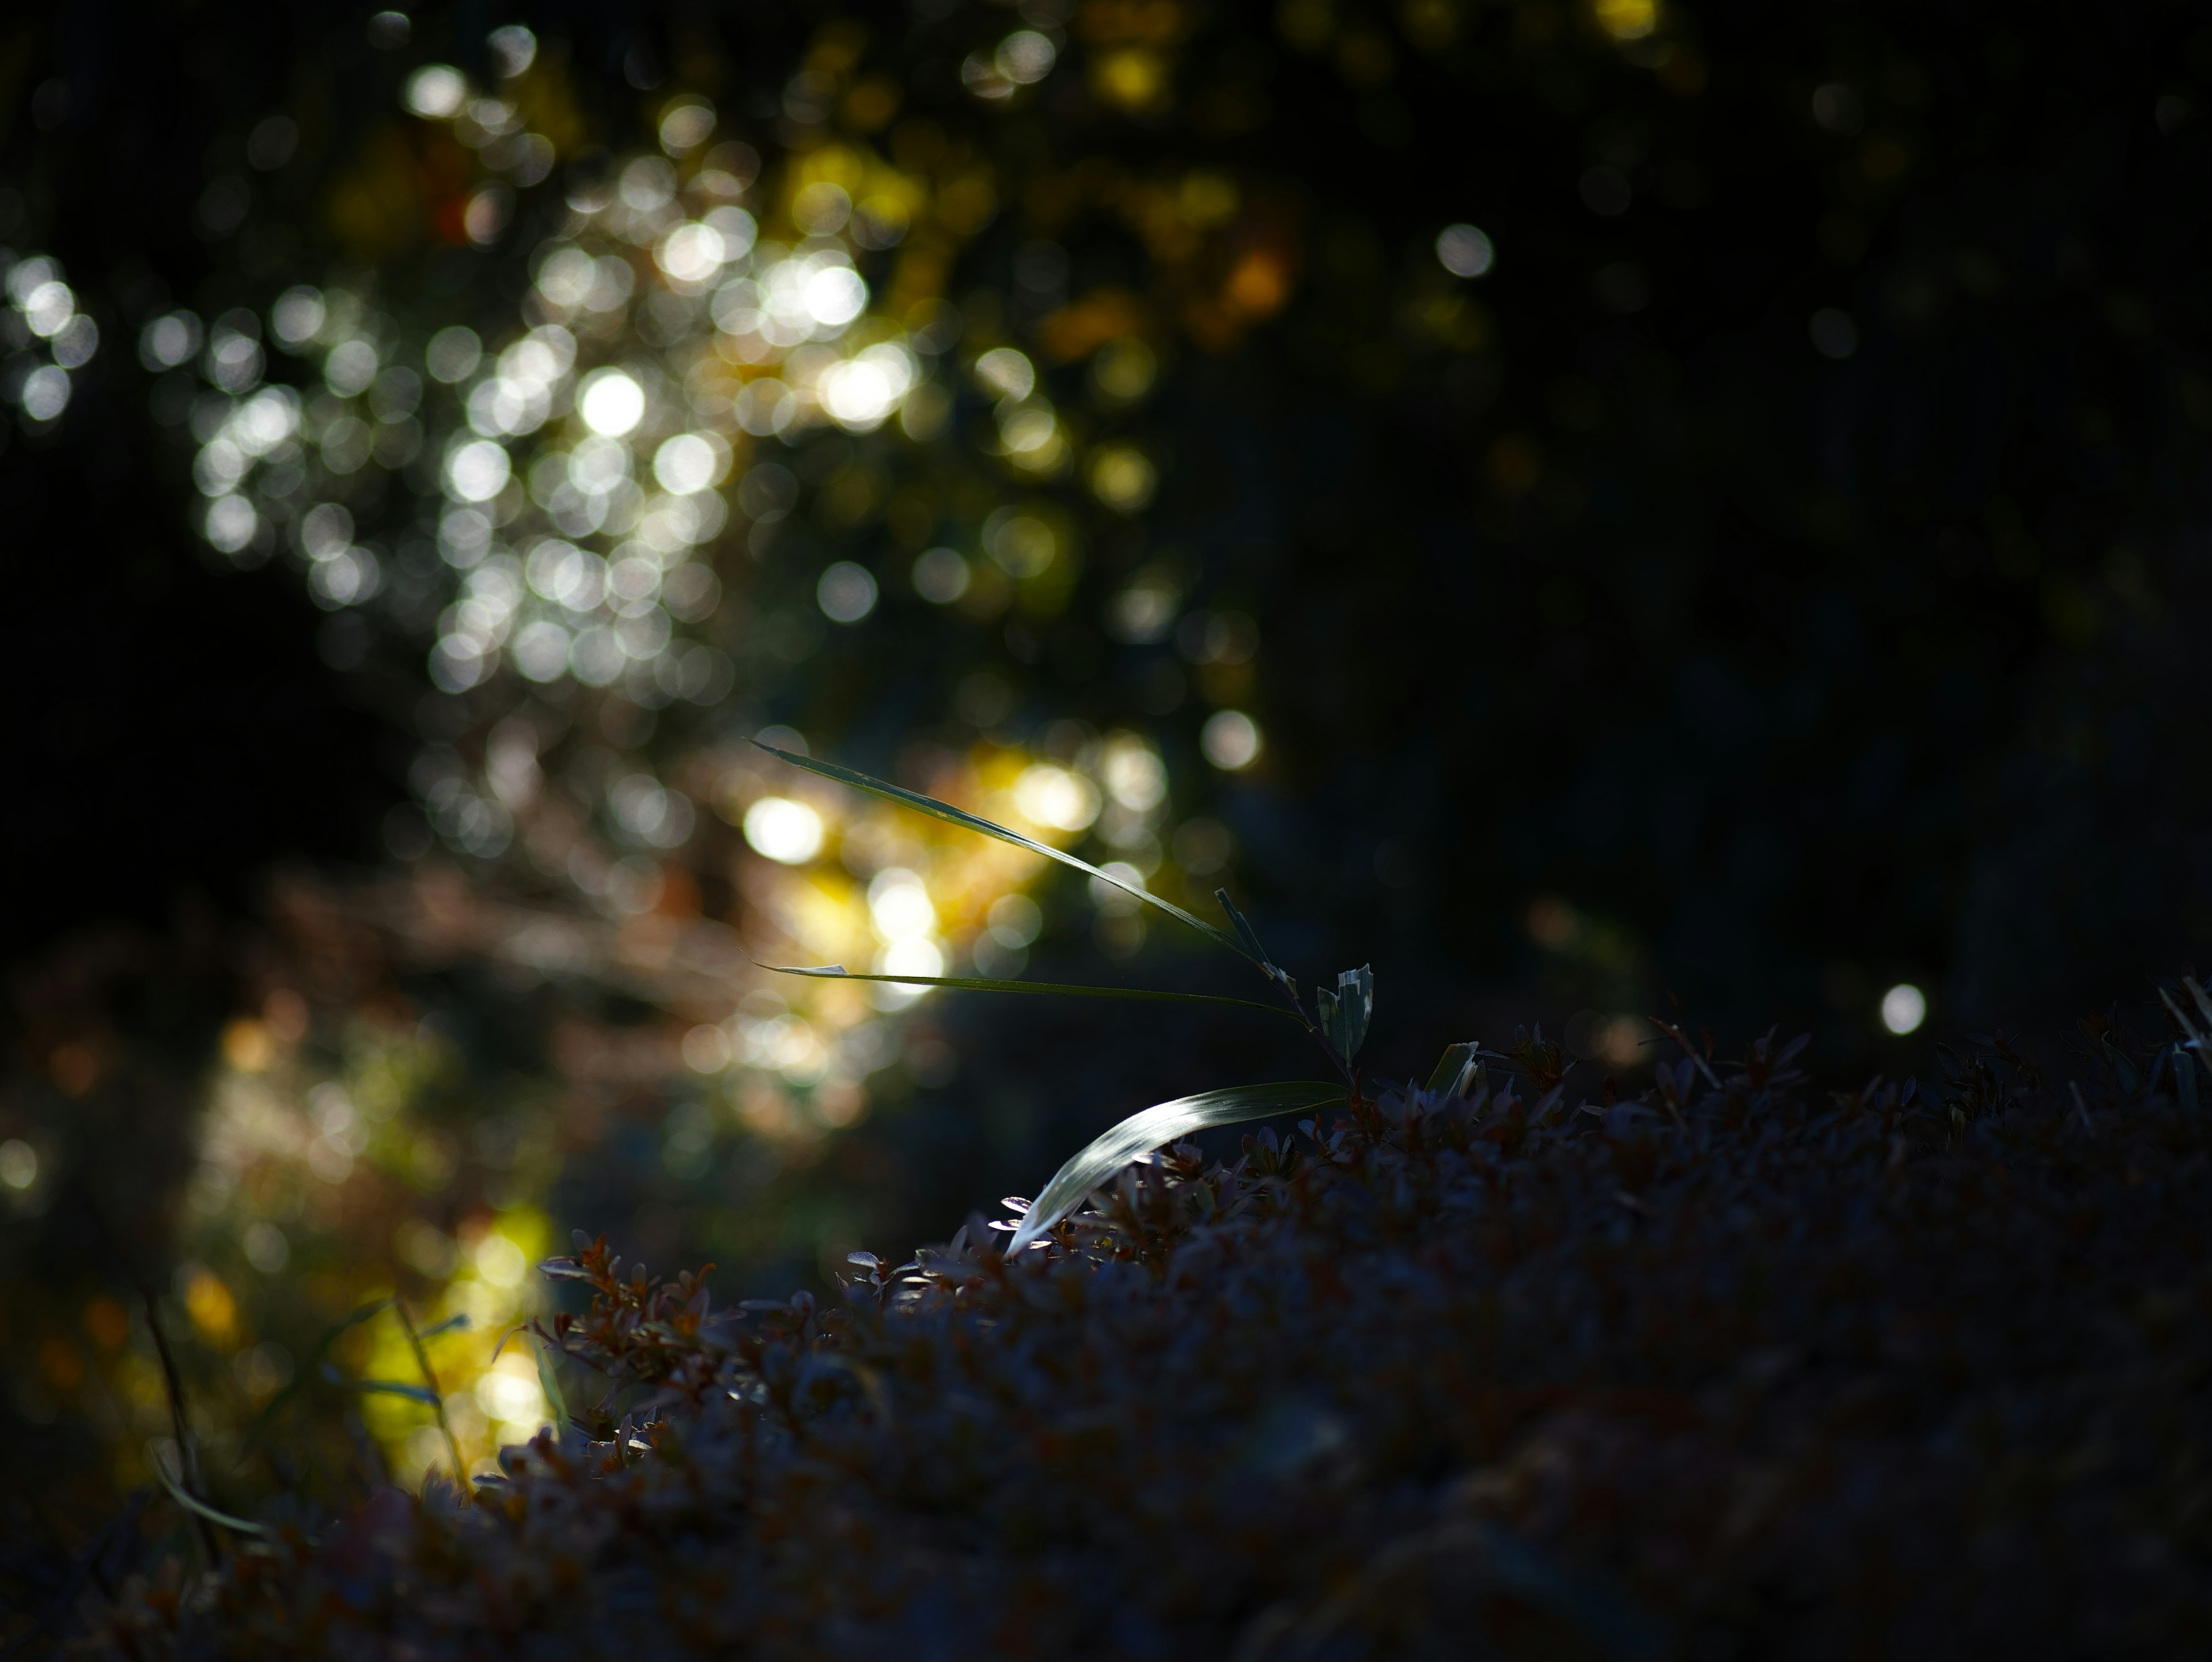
(138, 1281, 221, 1567)
(1260, 967, 1358, 1091)
(394, 1300, 467, 1492)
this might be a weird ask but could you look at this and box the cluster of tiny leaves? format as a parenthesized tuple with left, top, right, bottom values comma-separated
(79, 1027, 2212, 1659)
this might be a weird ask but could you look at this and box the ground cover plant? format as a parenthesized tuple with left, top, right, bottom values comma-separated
(70, 986, 2212, 1659)
(53, 760, 2212, 1659)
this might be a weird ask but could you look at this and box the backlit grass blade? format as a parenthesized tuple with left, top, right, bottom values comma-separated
(759, 963, 1304, 1023)
(324, 1371, 442, 1406)
(152, 1443, 267, 1536)
(1006, 1082, 1347, 1254)
(755, 741, 1255, 964)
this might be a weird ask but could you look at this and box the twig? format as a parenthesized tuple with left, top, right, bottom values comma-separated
(1267, 971, 1358, 1091)
(1649, 1017, 1722, 1089)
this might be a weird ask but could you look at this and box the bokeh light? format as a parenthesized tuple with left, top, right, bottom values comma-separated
(4, 251, 99, 430)
(1201, 710, 1263, 771)
(1435, 224, 1496, 278)
(1881, 983, 1928, 1035)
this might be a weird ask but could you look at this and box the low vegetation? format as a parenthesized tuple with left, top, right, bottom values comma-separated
(58, 760, 2212, 1657)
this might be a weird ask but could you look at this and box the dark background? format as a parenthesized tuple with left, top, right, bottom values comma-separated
(7, 1, 2206, 1038)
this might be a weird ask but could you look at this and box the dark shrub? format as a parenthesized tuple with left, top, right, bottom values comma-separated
(85, 1021, 2212, 1659)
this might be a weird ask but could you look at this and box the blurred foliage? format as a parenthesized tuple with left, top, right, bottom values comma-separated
(2, 0, 2210, 1600)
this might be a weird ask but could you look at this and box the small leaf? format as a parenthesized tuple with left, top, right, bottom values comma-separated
(1007, 1082, 1347, 1254)
(415, 1313, 472, 1339)
(534, 1339, 570, 1428)
(758, 741, 1253, 963)
(757, 963, 1303, 1023)
(1426, 1042, 1480, 1097)
(1319, 965, 1373, 1061)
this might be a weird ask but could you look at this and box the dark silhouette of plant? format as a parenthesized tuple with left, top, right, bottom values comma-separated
(67, 959, 2212, 1659)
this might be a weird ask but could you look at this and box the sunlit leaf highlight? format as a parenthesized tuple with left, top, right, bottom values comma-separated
(152, 1444, 267, 1536)
(1006, 1081, 1347, 1254)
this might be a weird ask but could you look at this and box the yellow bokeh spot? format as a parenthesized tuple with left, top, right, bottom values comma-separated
(1593, 0, 1658, 41)
(221, 1017, 274, 1074)
(1178, 172, 1240, 228)
(1225, 250, 1291, 318)
(181, 1268, 239, 1344)
(1092, 49, 1169, 112)
(1090, 445, 1158, 513)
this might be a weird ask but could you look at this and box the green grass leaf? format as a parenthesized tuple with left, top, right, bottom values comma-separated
(1006, 1082, 1347, 1254)
(344, 1378, 443, 1406)
(758, 963, 1304, 1023)
(152, 1443, 267, 1536)
(755, 741, 1255, 964)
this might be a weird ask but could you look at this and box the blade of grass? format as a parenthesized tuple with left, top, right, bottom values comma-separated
(394, 1300, 467, 1488)
(1214, 888, 1277, 970)
(332, 1378, 443, 1406)
(1006, 1082, 1348, 1254)
(150, 1444, 266, 1536)
(755, 741, 1255, 964)
(135, 1280, 219, 1566)
(757, 963, 1305, 1023)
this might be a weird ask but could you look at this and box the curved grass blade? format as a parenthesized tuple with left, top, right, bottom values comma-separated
(1006, 1081, 1347, 1254)
(151, 1444, 266, 1536)
(759, 963, 1304, 1023)
(327, 1374, 442, 1406)
(755, 741, 1254, 964)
